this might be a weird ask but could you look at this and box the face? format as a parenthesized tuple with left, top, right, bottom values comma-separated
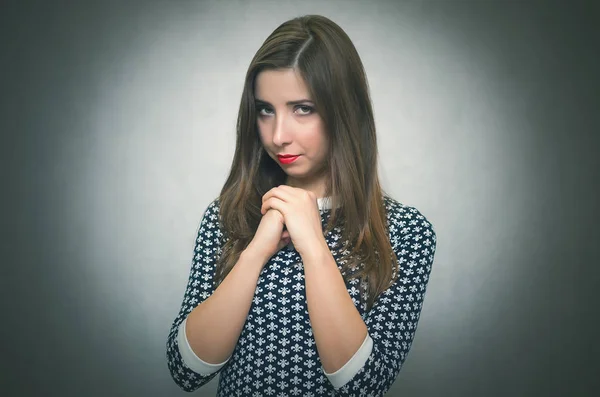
(254, 68, 329, 197)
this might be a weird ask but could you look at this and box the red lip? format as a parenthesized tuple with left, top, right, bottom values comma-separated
(277, 155, 300, 164)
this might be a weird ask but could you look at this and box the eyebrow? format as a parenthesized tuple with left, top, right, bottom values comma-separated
(255, 98, 314, 106)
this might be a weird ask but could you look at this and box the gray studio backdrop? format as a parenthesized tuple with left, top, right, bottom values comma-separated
(2, 1, 598, 396)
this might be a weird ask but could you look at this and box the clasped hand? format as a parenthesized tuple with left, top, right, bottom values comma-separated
(261, 185, 325, 257)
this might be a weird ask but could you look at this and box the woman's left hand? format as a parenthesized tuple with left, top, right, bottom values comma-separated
(261, 185, 327, 257)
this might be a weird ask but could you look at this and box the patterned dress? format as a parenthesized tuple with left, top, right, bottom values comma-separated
(166, 195, 437, 396)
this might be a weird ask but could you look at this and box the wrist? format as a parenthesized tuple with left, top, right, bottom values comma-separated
(298, 238, 330, 262)
(242, 245, 270, 267)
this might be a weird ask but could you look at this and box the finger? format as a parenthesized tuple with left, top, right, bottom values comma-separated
(262, 186, 295, 207)
(275, 184, 300, 194)
(261, 186, 288, 205)
(275, 184, 314, 201)
(261, 188, 274, 206)
(261, 196, 288, 215)
(279, 238, 290, 250)
(271, 185, 316, 208)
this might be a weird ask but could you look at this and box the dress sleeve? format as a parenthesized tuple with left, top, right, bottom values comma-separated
(333, 205, 437, 396)
(166, 199, 227, 392)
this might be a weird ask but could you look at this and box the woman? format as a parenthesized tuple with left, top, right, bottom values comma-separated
(166, 14, 437, 397)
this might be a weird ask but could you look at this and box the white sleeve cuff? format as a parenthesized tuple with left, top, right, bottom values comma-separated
(323, 332, 374, 389)
(177, 317, 231, 375)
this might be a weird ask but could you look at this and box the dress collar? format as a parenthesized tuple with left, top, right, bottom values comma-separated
(317, 196, 332, 211)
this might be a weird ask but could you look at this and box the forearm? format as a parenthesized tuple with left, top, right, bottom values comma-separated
(302, 241, 368, 374)
(184, 249, 267, 364)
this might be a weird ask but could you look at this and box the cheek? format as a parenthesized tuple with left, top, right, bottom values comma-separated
(256, 124, 269, 144)
(300, 119, 324, 141)
(308, 125, 328, 154)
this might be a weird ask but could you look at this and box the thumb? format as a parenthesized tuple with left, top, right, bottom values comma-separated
(279, 236, 291, 249)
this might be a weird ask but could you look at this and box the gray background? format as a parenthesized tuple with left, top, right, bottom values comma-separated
(2, 1, 598, 396)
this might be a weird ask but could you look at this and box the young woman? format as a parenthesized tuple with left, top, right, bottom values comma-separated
(166, 14, 437, 397)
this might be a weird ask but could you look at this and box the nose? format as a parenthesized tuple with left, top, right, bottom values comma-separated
(272, 112, 292, 147)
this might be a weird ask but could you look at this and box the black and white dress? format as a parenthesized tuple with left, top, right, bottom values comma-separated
(166, 195, 437, 396)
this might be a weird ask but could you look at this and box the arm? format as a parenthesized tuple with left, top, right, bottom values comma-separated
(302, 241, 369, 374)
(184, 248, 266, 364)
(303, 205, 437, 396)
(166, 200, 268, 392)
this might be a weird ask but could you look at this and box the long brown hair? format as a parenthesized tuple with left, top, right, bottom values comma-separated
(215, 14, 398, 312)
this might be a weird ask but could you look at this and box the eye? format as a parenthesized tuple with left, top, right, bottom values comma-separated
(295, 105, 314, 115)
(257, 106, 274, 116)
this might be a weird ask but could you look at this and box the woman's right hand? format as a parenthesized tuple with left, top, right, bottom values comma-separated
(245, 209, 290, 262)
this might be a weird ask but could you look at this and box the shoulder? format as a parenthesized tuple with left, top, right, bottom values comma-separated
(382, 195, 436, 244)
(199, 197, 221, 220)
(382, 195, 437, 280)
(208, 197, 221, 213)
(196, 197, 223, 236)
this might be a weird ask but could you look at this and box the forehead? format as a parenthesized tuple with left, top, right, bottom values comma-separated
(254, 68, 311, 101)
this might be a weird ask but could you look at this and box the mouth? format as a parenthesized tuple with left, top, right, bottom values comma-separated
(277, 155, 300, 164)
